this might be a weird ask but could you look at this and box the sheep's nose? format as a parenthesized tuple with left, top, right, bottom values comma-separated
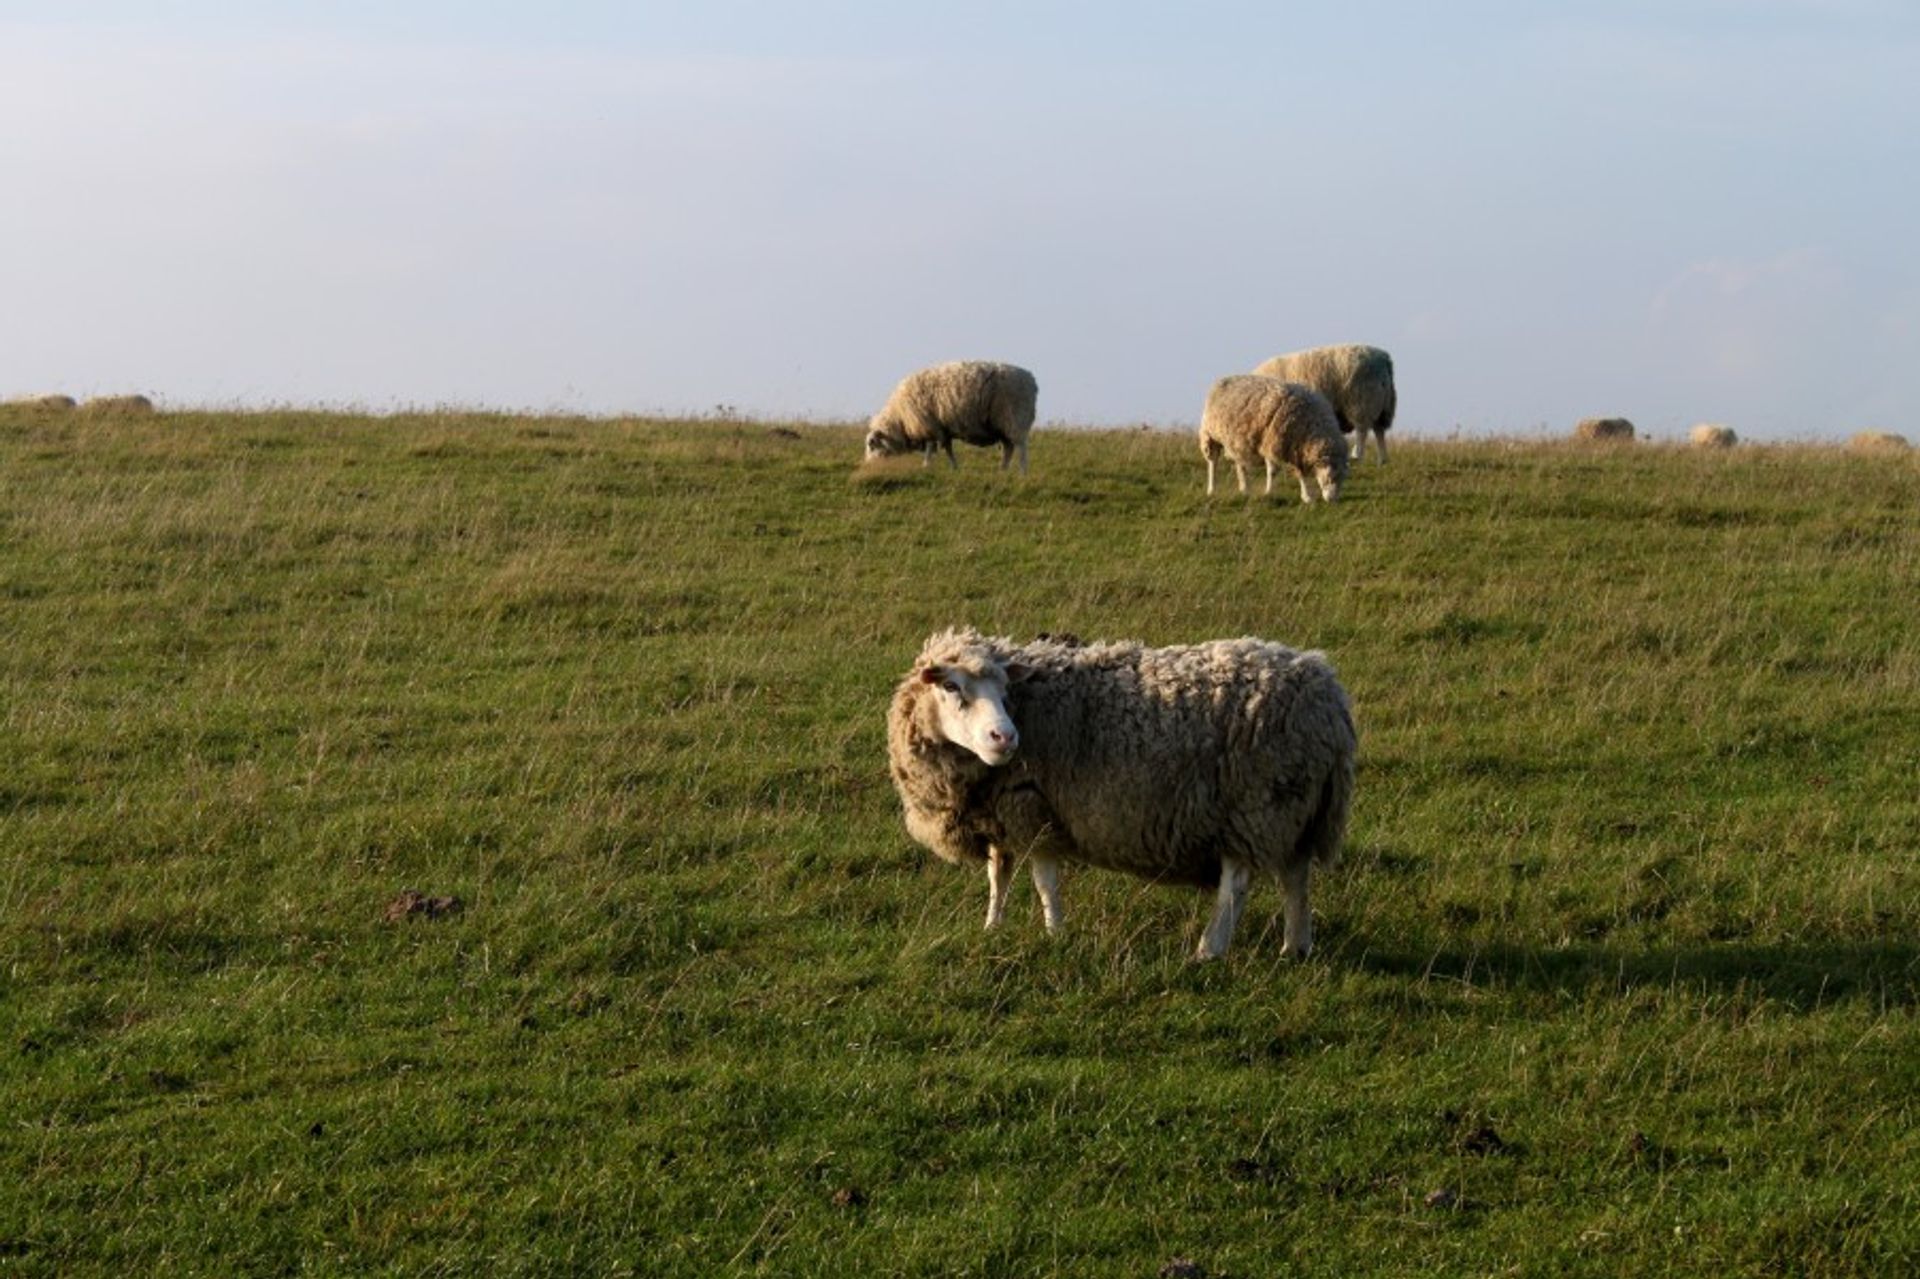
(988, 726, 1018, 749)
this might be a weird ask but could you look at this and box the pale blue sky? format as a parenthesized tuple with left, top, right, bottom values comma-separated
(3, 2, 1915, 437)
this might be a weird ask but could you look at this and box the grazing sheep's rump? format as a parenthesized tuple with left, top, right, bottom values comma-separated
(1198, 375, 1348, 503)
(863, 361, 1038, 473)
(886, 628, 1357, 960)
(1574, 417, 1635, 442)
(1691, 423, 1738, 449)
(1849, 430, 1911, 454)
(1252, 344, 1396, 463)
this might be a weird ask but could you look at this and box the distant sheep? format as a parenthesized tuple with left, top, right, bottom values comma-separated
(886, 627, 1356, 961)
(1574, 417, 1635, 442)
(1691, 423, 1738, 449)
(1252, 344, 1396, 463)
(1849, 431, 1911, 454)
(863, 361, 1037, 473)
(5, 394, 76, 411)
(79, 394, 155, 415)
(1199, 375, 1348, 503)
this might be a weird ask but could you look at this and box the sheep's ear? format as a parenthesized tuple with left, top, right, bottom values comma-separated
(918, 665, 944, 685)
(1004, 661, 1036, 684)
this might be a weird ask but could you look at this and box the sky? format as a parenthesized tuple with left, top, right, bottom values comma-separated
(2, 2, 1916, 438)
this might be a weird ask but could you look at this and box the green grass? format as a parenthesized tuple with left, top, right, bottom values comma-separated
(2, 407, 1917, 1276)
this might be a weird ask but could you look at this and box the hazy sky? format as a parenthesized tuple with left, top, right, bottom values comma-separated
(4, 2, 1916, 437)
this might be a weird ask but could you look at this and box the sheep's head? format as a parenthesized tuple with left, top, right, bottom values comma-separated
(864, 414, 907, 460)
(1321, 453, 1348, 503)
(912, 630, 1030, 766)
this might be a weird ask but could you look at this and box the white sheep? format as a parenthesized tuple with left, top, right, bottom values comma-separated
(886, 628, 1356, 961)
(1573, 417, 1635, 442)
(862, 361, 1037, 473)
(79, 394, 155, 415)
(1691, 423, 1738, 449)
(1199, 375, 1348, 503)
(4, 394, 76, 411)
(1849, 430, 1911, 455)
(1252, 344, 1396, 463)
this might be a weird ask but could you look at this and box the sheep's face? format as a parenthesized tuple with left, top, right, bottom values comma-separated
(864, 417, 906, 460)
(1318, 462, 1345, 503)
(918, 663, 1020, 766)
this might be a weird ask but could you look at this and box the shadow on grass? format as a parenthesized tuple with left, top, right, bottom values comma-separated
(1335, 934, 1920, 1009)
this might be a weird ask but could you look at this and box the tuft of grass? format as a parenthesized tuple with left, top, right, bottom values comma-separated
(1, 411, 1917, 1275)
(848, 455, 937, 491)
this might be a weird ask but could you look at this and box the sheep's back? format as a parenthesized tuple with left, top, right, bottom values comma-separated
(1201, 376, 1339, 466)
(1573, 417, 1635, 442)
(1000, 640, 1349, 881)
(1253, 345, 1393, 433)
(888, 361, 1034, 446)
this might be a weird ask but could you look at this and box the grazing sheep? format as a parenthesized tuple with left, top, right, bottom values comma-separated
(886, 627, 1356, 961)
(79, 394, 155, 415)
(4, 394, 76, 411)
(1252, 344, 1396, 463)
(863, 361, 1037, 473)
(1199, 375, 1348, 503)
(1691, 423, 1738, 449)
(1849, 430, 1911, 454)
(1573, 417, 1635, 442)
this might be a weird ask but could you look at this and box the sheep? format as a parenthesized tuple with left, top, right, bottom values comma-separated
(1573, 417, 1635, 442)
(79, 394, 155, 415)
(1199, 374, 1348, 503)
(863, 361, 1037, 473)
(1849, 430, 1911, 455)
(1691, 423, 1738, 449)
(1252, 344, 1396, 463)
(4, 394, 76, 411)
(886, 627, 1356, 961)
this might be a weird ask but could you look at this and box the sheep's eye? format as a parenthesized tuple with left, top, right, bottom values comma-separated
(942, 681, 965, 700)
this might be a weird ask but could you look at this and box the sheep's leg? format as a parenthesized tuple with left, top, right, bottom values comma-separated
(999, 440, 1015, 471)
(984, 846, 1011, 929)
(1196, 857, 1250, 961)
(1280, 860, 1314, 960)
(1016, 438, 1029, 475)
(1263, 457, 1275, 495)
(943, 440, 959, 470)
(1350, 426, 1366, 464)
(1233, 461, 1248, 494)
(1297, 469, 1316, 505)
(1205, 455, 1217, 495)
(1372, 428, 1388, 464)
(921, 442, 935, 468)
(1030, 855, 1064, 932)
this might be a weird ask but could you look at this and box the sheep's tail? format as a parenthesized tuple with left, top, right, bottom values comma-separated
(1376, 379, 1397, 434)
(1296, 698, 1356, 870)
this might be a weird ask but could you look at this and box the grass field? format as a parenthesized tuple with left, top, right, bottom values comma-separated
(2, 407, 1917, 1276)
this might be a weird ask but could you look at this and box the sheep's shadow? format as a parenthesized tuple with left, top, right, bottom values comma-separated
(1327, 932, 1920, 1010)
